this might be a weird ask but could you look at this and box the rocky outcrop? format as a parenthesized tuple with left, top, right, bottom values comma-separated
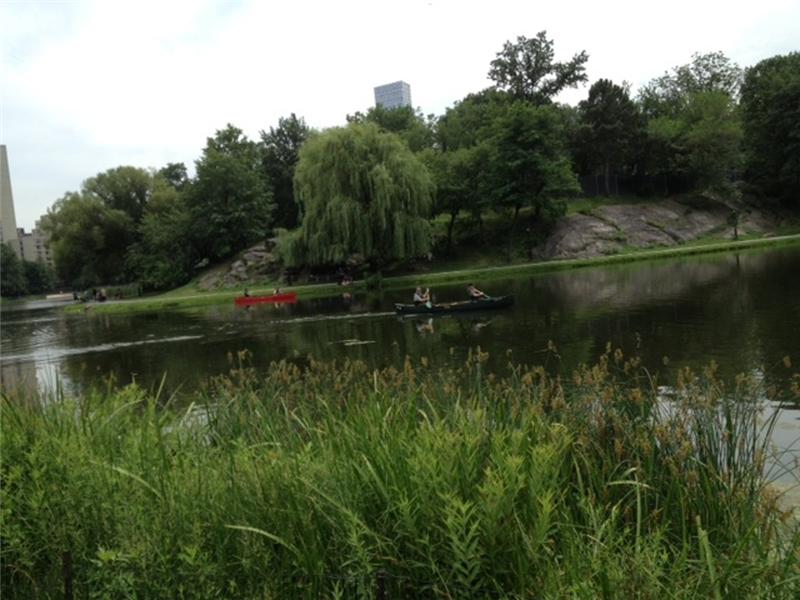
(543, 198, 784, 259)
(197, 244, 280, 290)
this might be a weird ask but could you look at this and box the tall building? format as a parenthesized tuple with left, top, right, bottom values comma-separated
(374, 81, 412, 109)
(0, 145, 53, 267)
(0, 144, 20, 256)
(17, 221, 53, 266)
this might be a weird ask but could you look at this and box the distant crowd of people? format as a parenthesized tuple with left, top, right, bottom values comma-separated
(74, 288, 110, 302)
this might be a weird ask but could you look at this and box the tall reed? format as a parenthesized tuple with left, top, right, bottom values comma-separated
(2, 348, 798, 598)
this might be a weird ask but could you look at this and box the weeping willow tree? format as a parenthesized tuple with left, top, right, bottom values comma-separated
(281, 123, 433, 268)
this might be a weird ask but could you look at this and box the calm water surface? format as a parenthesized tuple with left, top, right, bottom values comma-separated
(4, 245, 799, 398)
(3, 245, 799, 491)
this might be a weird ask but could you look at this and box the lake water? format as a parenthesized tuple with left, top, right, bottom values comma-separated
(2, 246, 799, 491)
(3, 245, 799, 398)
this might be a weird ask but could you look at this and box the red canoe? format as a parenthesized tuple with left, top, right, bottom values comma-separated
(234, 292, 298, 306)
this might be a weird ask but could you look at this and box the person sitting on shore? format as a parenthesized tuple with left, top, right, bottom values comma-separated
(467, 283, 488, 301)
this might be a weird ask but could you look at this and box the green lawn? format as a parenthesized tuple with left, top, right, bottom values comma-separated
(67, 233, 800, 315)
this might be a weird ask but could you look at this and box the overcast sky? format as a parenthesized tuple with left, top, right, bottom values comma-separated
(1, 0, 798, 229)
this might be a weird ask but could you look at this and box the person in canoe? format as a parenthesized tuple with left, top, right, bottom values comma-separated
(467, 283, 489, 301)
(413, 287, 432, 308)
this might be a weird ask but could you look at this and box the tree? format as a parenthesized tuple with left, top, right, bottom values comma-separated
(260, 114, 311, 229)
(348, 105, 435, 152)
(437, 89, 511, 149)
(23, 261, 54, 294)
(578, 79, 643, 195)
(682, 91, 742, 189)
(432, 89, 513, 237)
(638, 52, 744, 193)
(484, 102, 579, 258)
(281, 123, 433, 268)
(190, 124, 274, 261)
(488, 32, 588, 104)
(425, 144, 489, 250)
(82, 166, 156, 223)
(740, 52, 800, 202)
(1, 243, 27, 297)
(639, 52, 742, 119)
(127, 181, 194, 290)
(158, 162, 189, 191)
(643, 91, 742, 193)
(40, 192, 135, 287)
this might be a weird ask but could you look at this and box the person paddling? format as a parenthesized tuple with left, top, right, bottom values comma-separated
(413, 286, 432, 307)
(466, 283, 489, 301)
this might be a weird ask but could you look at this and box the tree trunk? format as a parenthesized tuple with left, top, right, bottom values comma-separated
(507, 204, 521, 263)
(447, 210, 457, 251)
(604, 160, 611, 196)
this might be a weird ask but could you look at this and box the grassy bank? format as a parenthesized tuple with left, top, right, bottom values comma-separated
(70, 233, 800, 316)
(2, 351, 799, 597)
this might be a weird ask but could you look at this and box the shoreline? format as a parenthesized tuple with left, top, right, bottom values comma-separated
(66, 233, 800, 315)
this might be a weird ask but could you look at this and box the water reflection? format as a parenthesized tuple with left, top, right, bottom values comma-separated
(1, 245, 798, 401)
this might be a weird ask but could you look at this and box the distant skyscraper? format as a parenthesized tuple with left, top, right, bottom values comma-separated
(0, 144, 20, 256)
(374, 81, 412, 109)
(0, 145, 53, 266)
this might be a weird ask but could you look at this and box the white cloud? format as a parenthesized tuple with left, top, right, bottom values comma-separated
(1, 0, 798, 228)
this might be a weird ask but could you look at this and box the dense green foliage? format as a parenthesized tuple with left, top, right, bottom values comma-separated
(37, 37, 799, 291)
(41, 192, 134, 287)
(82, 166, 156, 223)
(639, 51, 743, 119)
(0, 243, 28, 296)
(282, 123, 433, 267)
(740, 52, 800, 202)
(2, 352, 798, 597)
(126, 181, 194, 290)
(22, 260, 54, 295)
(190, 124, 274, 262)
(635, 53, 745, 194)
(577, 79, 643, 195)
(349, 105, 435, 152)
(157, 162, 189, 190)
(260, 113, 311, 229)
(485, 102, 578, 220)
(0, 244, 55, 297)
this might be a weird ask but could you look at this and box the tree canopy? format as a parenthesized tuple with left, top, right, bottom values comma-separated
(190, 124, 274, 261)
(348, 105, 435, 152)
(488, 32, 588, 104)
(41, 192, 135, 287)
(740, 52, 800, 202)
(281, 123, 433, 267)
(260, 113, 311, 229)
(577, 79, 643, 195)
(639, 52, 742, 118)
(484, 102, 578, 239)
(158, 162, 189, 191)
(1, 243, 28, 297)
(126, 180, 194, 290)
(82, 166, 156, 223)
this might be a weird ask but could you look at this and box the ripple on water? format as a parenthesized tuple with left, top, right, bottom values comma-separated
(0, 335, 205, 365)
